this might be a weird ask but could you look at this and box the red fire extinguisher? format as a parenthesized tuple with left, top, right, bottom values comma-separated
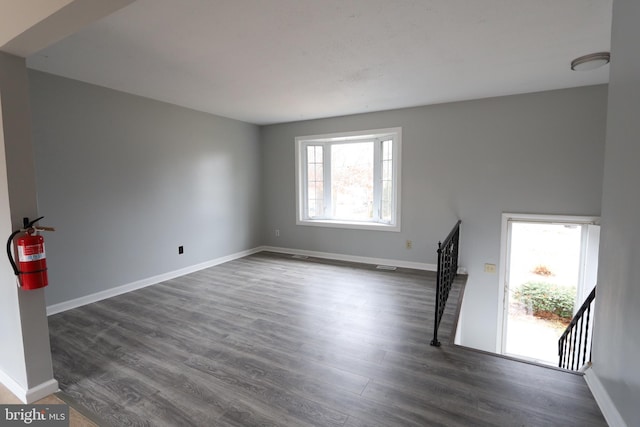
(5, 216, 55, 290)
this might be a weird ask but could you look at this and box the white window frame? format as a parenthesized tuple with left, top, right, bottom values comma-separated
(295, 127, 401, 232)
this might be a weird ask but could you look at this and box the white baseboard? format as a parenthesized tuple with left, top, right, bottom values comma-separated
(260, 245, 439, 271)
(25, 379, 59, 403)
(47, 247, 263, 316)
(0, 370, 58, 404)
(0, 370, 25, 403)
(584, 367, 628, 427)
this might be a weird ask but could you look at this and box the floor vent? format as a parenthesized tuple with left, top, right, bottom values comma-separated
(292, 254, 309, 259)
(376, 265, 397, 271)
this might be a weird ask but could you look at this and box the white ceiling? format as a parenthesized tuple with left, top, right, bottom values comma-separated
(26, 0, 612, 125)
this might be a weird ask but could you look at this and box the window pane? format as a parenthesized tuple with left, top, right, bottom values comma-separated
(308, 163, 323, 182)
(331, 142, 374, 221)
(380, 139, 393, 222)
(307, 183, 316, 199)
(315, 182, 324, 201)
(383, 160, 391, 180)
(382, 180, 392, 221)
(382, 139, 392, 160)
(306, 145, 323, 218)
(308, 186, 323, 217)
(309, 200, 319, 217)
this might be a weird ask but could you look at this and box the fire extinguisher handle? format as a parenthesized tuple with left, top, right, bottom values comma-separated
(5, 229, 21, 276)
(24, 216, 45, 229)
(34, 226, 55, 232)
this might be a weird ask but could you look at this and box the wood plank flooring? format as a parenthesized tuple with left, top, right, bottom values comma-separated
(48, 252, 606, 426)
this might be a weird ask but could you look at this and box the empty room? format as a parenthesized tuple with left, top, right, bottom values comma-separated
(1, 1, 638, 426)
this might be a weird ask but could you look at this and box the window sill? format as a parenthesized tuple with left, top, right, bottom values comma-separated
(297, 219, 400, 232)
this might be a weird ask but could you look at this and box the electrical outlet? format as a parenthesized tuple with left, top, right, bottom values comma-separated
(406, 240, 413, 249)
(178, 246, 184, 254)
(275, 229, 280, 237)
(484, 263, 496, 273)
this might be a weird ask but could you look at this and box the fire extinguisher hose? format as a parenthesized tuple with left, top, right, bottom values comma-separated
(5, 216, 45, 277)
(6, 229, 21, 276)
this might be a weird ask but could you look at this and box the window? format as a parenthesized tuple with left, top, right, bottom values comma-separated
(295, 128, 401, 231)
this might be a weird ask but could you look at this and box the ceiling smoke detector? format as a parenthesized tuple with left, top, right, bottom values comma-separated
(571, 52, 610, 71)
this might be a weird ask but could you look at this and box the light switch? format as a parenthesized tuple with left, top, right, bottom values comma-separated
(484, 263, 496, 274)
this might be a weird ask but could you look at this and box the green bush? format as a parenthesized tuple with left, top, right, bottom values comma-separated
(514, 282, 575, 319)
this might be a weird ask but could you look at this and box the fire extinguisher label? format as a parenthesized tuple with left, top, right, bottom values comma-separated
(18, 244, 46, 262)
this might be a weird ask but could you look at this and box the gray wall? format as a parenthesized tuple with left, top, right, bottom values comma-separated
(28, 71, 261, 306)
(0, 53, 54, 393)
(261, 86, 608, 352)
(593, 0, 640, 424)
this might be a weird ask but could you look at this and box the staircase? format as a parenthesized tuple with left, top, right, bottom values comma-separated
(558, 286, 596, 371)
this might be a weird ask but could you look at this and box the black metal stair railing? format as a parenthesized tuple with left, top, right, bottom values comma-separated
(430, 220, 461, 347)
(558, 286, 596, 370)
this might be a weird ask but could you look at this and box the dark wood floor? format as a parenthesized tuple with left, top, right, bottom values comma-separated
(48, 252, 605, 426)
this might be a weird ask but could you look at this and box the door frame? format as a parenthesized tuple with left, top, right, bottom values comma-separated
(496, 213, 600, 354)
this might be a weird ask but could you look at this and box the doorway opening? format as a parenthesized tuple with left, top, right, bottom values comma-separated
(497, 214, 600, 366)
